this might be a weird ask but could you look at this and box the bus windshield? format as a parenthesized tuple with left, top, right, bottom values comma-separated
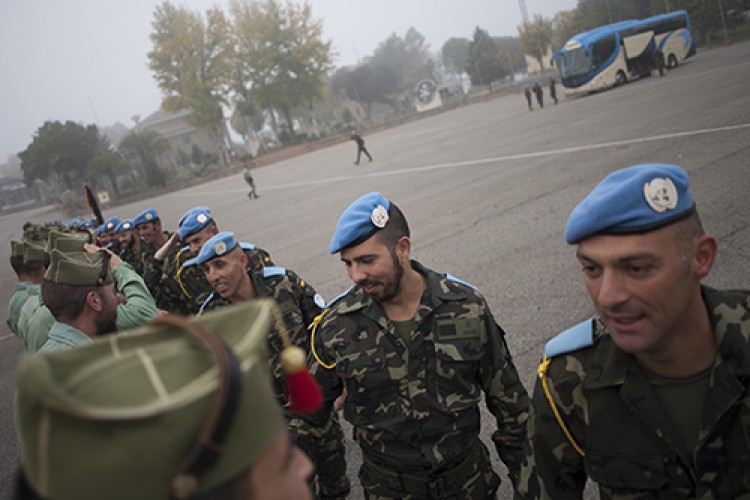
(557, 48, 590, 79)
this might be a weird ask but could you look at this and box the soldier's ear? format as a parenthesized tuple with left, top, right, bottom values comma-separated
(691, 234, 717, 280)
(396, 236, 411, 262)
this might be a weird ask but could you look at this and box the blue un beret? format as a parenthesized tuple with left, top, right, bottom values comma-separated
(329, 192, 391, 254)
(178, 207, 213, 241)
(565, 164, 695, 244)
(103, 216, 121, 233)
(183, 232, 238, 267)
(134, 208, 159, 227)
(114, 219, 135, 234)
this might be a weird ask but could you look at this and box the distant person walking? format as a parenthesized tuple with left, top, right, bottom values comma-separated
(242, 167, 259, 198)
(549, 78, 558, 105)
(533, 82, 544, 108)
(351, 131, 372, 165)
(524, 86, 533, 110)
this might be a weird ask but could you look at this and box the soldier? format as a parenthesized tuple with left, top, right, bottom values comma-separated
(307, 192, 530, 498)
(14, 244, 48, 342)
(350, 131, 372, 165)
(96, 215, 120, 249)
(134, 208, 172, 298)
(38, 243, 157, 353)
(152, 206, 273, 315)
(114, 219, 147, 275)
(183, 231, 350, 499)
(6, 241, 45, 336)
(14, 301, 315, 500)
(518, 164, 750, 498)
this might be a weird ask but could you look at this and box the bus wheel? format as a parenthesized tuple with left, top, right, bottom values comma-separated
(615, 71, 627, 86)
(667, 54, 678, 69)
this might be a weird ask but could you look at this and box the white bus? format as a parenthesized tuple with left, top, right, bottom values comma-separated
(551, 10, 696, 96)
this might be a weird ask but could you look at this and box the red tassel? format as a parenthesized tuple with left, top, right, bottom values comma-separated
(286, 369, 323, 414)
(281, 345, 323, 413)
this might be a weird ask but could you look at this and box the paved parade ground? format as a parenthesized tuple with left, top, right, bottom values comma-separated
(1, 41, 748, 498)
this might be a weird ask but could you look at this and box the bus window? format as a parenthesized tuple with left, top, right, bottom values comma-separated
(558, 48, 590, 78)
(591, 35, 616, 69)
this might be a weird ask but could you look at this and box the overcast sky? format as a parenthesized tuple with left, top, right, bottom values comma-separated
(0, 0, 576, 164)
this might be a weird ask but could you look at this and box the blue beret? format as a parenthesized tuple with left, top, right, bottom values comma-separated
(329, 192, 391, 254)
(178, 206, 213, 240)
(103, 216, 120, 232)
(183, 232, 238, 267)
(565, 164, 695, 244)
(134, 208, 159, 226)
(114, 219, 135, 234)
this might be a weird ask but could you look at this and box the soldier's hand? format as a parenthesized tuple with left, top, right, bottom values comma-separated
(155, 232, 180, 261)
(84, 243, 123, 269)
(334, 388, 347, 412)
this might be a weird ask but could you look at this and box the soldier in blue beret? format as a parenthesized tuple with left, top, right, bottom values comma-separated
(150, 206, 274, 315)
(519, 164, 750, 498)
(184, 232, 350, 498)
(114, 219, 147, 275)
(308, 192, 530, 498)
(133, 208, 173, 299)
(97, 216, 120, 249)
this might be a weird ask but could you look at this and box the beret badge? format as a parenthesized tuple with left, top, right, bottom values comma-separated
(643, 177, 678, 213)
(214, 241, 227, 256)
(196, 213, 208, 224)
(371, 205, 389, 228)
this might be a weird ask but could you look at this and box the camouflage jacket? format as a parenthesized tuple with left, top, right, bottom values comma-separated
(153, 242, 273, 315)
(118, 240, 149, 276)
(309, 260, 529, 479)
(199, 266, 323, 406)
(518, 286, 750, 499)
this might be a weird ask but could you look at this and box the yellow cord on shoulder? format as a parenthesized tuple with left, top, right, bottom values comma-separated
(538, 357, 585, 457)
(175, 249, 192, 299)
(309, 309, 335, 369)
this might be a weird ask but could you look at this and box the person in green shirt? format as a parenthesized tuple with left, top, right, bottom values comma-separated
(6, 241, 46, 336)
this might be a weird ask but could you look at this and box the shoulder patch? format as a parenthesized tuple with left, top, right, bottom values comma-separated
(544, 319, 595, 359)
(239, 241, 257, 251)
(445, 272, 477, 290)
(262, 266, 286, 278)
(325, 285, 355, 308)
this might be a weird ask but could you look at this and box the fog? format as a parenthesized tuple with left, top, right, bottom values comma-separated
(0, 0, 575, 164)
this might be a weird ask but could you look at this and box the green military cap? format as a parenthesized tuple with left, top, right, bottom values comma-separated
(22, 242, 46, 263)
(16, 299, 283, 500)
(44, 249, 113, 286)
(46, 230, 87, 253)
(11, 240, 24, 258)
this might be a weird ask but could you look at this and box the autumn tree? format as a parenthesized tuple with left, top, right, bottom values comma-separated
(517, 14, 553, 71)
(441, 37, 470, 76)
(551, 9, 585, 50)
(148, 1, 232, 166)
(228, 0, 333, 139)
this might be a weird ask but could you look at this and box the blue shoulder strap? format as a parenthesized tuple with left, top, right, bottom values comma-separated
(197, 292, 216, 316)
(239, 241, 256, 251)
(325, 285, 355, 308)
(544, 319, 595, 358)
(180, 245, 189, 253)
(262, 266, 285, 278)
(445, 272, 477, 290)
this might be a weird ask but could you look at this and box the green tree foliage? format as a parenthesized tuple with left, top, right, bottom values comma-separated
(441, 37, 470, 75)
(466, 27, 507, 86)
(18, 121, 107, 189)
(87, 150, 129, 197)
(330, 63, 400, 115)
(370, 28, 435, 96)
(517, 14, 554, 71)
(119, 129, 171, 187)
(228, 0, 333, 138)
(148, 1, 232, 165)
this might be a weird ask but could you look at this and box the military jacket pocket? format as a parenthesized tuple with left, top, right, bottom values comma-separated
(585, 451, 668, 492)
(434, 337, 483, 412)
(337, 348, 398, 425)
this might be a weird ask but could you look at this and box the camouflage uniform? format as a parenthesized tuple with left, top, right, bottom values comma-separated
(140, 231, 171, 298)
(118, 242, 149, 276)
(309, 260, 529, 499)
(200, 266, 350, 499)
(518, 286, 750, 499)
(154, 243, 273, 315)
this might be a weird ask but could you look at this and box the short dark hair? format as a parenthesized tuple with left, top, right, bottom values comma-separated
(375, 202, 410, 248)
(10, 255, 25, 276)
(41, 279, 100, 322)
